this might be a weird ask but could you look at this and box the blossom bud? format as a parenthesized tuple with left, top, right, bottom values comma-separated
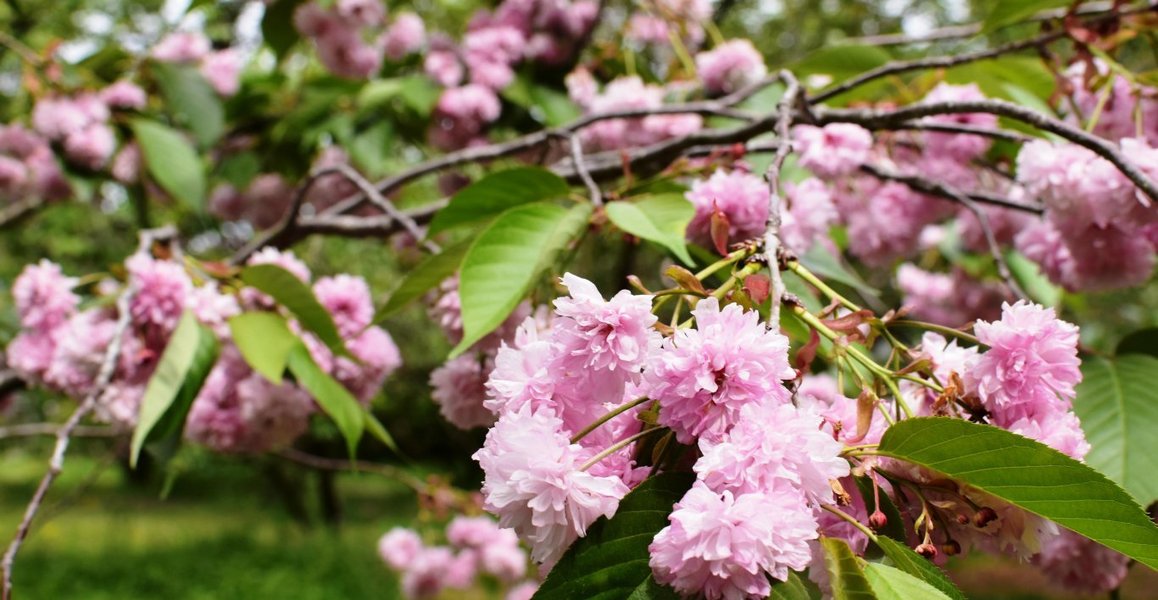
(915, 543, 938, 559)
(868, 510, 888, 531)
(941, 540, 961, 556)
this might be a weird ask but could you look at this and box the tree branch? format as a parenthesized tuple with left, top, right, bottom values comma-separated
(859, 163, 1044, 215)
(762, 71, 801, 327)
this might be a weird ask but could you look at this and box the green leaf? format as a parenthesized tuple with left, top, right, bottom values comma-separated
(874, 537, 965, 600)
(130, 118, 205, 209)
(379, 236, 472, 318)
(982, 0, 1069, 33)
(534, 473, 694, 600)
(877, 417, 1158, 568)
(606, 194, 695, 266)
(152, 62, 225, 148)
(1005, 250, 1061, 307)
(348, 120, 394, 178)
(623, 575, 681, 600)
(528, 84, 581, 126)
(262, 0, 305, 61)
(854, 477, 906, 545)
(453, 202, 592, 356)
(768, 571, 821, 600)
(821, 537, 876, 600)
(396, 75, 442, 118)
(227, 311, 300, 383)
(428, 167, 571, 234)
(795, 45, 892, 81)
(363, 408, 403, 457)
(357, 78, 407, 111)
(240, 264, 348, 356)
(286, 343, 364, 456)
(1074, 355, 1158, 505)
(863, 563, 952, 600)
(130, 312, 218, 467)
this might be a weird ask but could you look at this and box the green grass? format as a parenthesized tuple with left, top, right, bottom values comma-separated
(0, 447, 413, 599)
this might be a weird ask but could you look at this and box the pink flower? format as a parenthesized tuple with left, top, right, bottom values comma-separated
(649, 483, 817, 599)
(551, 273, 658, 378)
(920, 83, 998, 159)
(126, 255, 192, 341)
(334, 326, 401, 402)
(187, 283, 240, 337)
(247, 247, 312, 282)
(400, 547, 457, 598)
(695, 39, 766, 95)
(966, 301, 1081, 424)
(63, 124, 117, 170)
(694, 402, 849, 502)
(32, 97, 94, 140)
(6, 332, 58, 380)
(792, 124, 873, 179)
(896, 264, 1007, 327)
(111, 143, 142, 183)
(313, 275, 374, 338)
(838, 180, 944, 266)
(565, 68, 598, 109)
(430, 354, 496, 430)
(485, 317, 556, 416)
(12, 260, 78, 331)
(100, 80, 148, 110)
(379, 527, 424, 570)
(505, 582, 539, 600)
(626, 14, 669, 45)
(424, 49, 464, 88)
(446, 516, 528, 581)
(472, 406, 629, 566)
(151, 32, 211, 63)
(781, 177, 837, 255)
(199, 49, 243, 97)
(685, 169, 770, 250)
(431, 85, 502, 150)
(1034, 530, 1130, 595)
(1004, 410, 1090, 460)
(383, 12, 426, 60)
(44, 310, 118, 397)
(647, 297, 794, 444)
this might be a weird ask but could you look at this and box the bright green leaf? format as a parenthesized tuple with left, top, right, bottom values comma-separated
(130, 118, 206, 209)
(228, 311, 300, 383)
(768, 571, 821, 600)
(877, 417, 1158, 569)
(152, 62, 225, 148)
(863, 563, 952, 600)
(240, 264, 348, 356)
(363, 408, 403, 458)
(453, 202, 592, 356)
(795, 45, 892, 81)
(874, 537, 965, 600)
(606, 194, 695, 266)
(349, 121, 394, 178)
(379, 236, 473, 318)
(821, 537, 876, 600)
(800, 243, 879, 300)
(428, 167, 571, 234)
(397, 75, 442, 118)
(131, 312, 218, 467)
(1074, 355, 1158, 505)
(286, 343, 364, 456)
(534, 473, 694, 600)
(529, 84, 581, 126)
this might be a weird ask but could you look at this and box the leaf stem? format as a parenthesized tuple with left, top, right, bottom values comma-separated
(570, 396, 653, 444)
(579, 428, 664, 472)
(821, 504, 879, 542)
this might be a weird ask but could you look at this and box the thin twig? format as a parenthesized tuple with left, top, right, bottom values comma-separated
(277, 448, 428, 495)
(762, 70, 800, 327)
(859, 163, 1044, 215)
(0, 424, 123, 440)
(820, 98, 1158, 203)
(564, 133, 603, 206)
(0, 197, 45, 229)
(859, 164, 1026, 298)
(324, 163, 441, 252)
(231, 167, 335, 264)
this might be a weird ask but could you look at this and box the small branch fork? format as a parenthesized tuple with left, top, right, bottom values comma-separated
(0, 227, 180, 600)
(762, 70, 802, 327)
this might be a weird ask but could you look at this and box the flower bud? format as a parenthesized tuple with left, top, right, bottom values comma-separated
(972, 507, 998, 528)
(941, 540, 961, 556)
(868, 510, 888, 531)
(915, 543, 938, 559)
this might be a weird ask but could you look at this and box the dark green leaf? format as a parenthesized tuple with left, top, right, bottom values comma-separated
(1115, 328, 1158, 358)
(379, 236, 472, 318)
(795, 45, 892, 81)
(363, 408, 403, 457)
(877, 417, 1158, 569)
(534, 473, 694, 600)
(453, 202, 592, 356)
(863, 563, 952, 600)
(262, 0, 306, 61)
(623, 575, 681, 600)
(874, 537, 965, 600)
(131, 312, 218, 467)
(605, 194, 695, 266)
(854, 477, 906, 545)
(821, 537, 876, 600)
(286, 343, 364, 456)
(428, 167, 571, 234)
(240, 264, 348, 356)
(228, 311, 300, 383)
(152, 62, 225, 148)
(800, 243, 878, 300)
(1074, 355, 1158, 505)
(130, 118, 206, 209)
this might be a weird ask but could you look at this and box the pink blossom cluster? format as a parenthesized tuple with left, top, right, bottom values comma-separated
(5, 249, 401, 454)
(1066, 59, 1158, 146)
(377, 516, 537, 599)
(694, 39, 767, 96)
(625, 0, 712, 47)
(150, 31, 242, 96)
(1014, 137, 1157, 291)
(896, 263, 1008, 326)
(294, 1, 407, 79)
(572, 75, 703, 152)
(209, 173, 295, 229)
(0, 125, 70, 203)
(31, 93, 117, 171)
